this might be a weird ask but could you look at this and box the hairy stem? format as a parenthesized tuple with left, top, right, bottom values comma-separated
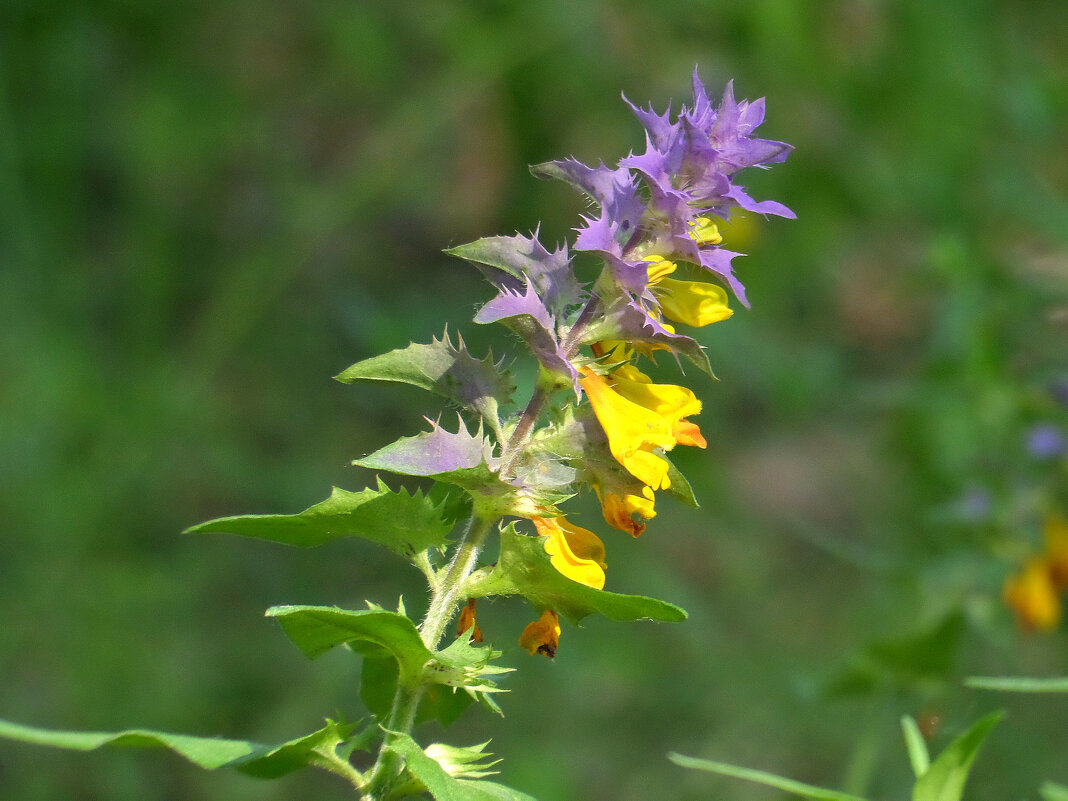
(362, 291, 603, 798)
(361, 514, 496, 799)
(419, 514, 496, 648)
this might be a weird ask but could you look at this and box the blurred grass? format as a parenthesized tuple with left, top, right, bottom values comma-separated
(1, 1, 1066, 800)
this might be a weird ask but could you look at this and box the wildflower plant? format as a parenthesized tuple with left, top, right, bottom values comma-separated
(0, 71, 794, 799)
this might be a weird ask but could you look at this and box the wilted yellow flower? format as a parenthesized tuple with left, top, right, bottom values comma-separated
(595, 485, 656, 537)
(1004, 559, 1061, 631)
(457, 598, 483, 643)
(532, 517, 606, 590)
(519, 609, 560, 658)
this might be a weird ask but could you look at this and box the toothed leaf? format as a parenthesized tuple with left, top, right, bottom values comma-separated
(335, 333, 515, 427)
(586, 297, 715, 377)
(354, 419, 499, 479)
(474, 283, 579, 391)
(446, 231, 582, 315)
(266, 606, 432, 689)
(354, 422, 554, 518)
(185, 480, 452, 559)
(361, 656, 475, 728)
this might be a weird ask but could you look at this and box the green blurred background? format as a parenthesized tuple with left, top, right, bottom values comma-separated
(2, 1, 1066, 799)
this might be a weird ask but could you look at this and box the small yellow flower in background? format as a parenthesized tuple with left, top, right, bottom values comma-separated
(533, 516, 607, 590)
(1004, 559, 1061, 631)
(1043, 514, 1068, 589)
(457, 598, 483, 643)
(519, 609, 560, 658)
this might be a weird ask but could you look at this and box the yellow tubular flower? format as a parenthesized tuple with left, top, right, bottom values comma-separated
(610, 365, 701, 419)
(610, 365, 707, 450)
(533, 517, 607, 590)
(519, 609, 561, 657)
(688, 216, 723, 246)
(1043, 515, 1068, 589)
(655, 277, 734, 328)
(642, 254, 678, 282)
(578, 368, 675, 490)
(590, 339, 634, 363)
(1004, 559, 1061, 631)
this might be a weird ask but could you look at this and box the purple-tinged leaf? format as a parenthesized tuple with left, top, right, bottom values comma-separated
(354, 419, 555, 518)
(530, 159, 645, 246)
(584, 297, 714, 377)
(474, 284, 579, 392)
(354, 418, 500, 479)
(445, 232, 582, 315)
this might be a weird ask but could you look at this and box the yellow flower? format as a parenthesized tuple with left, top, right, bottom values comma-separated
(688, 216, 723, 246)
(607, 364, 707, 451)
(639, 224, 733, 331)
(655, 277, 733, 328)
(580, 365, 706, 520)
(642, 254, 678, 282)
(578, 368, 676, 490)
(1004, 559, 1061, 631)
(533, 516, 607, 590)
(519, 609, 560, 658)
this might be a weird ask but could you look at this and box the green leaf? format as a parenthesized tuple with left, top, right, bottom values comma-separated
(912, 711, 1002, 801)
(464, 526, 687, 625)
(901, 715, 931, 778)
(267, 605, 432, 689)
(391, 732, 539, 801)
(185, 479, 453, 558)
(0, 717, 357, 780)
(335, 332, 514, 430)
(1041, 782, 1068, 801)
(965, 676, 1068, 693)
(668, 753, 872, 801)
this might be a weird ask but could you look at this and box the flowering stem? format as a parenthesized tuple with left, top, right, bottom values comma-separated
(361, 514, 496, 800)
(499, 293, 602, 478)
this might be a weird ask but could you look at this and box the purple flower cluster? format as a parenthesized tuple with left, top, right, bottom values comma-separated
(535, 69, 794, 308)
